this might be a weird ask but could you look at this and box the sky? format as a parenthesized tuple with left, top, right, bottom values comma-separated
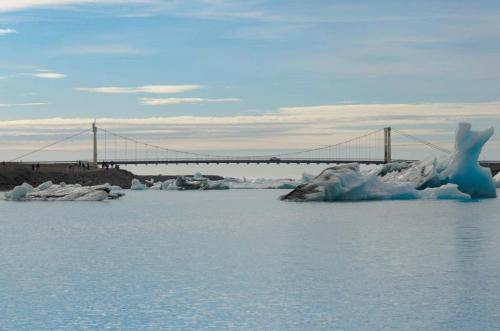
(1, 0, 500, 171)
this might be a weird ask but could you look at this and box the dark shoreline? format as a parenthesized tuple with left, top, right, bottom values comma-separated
(0, 163, 223, 191)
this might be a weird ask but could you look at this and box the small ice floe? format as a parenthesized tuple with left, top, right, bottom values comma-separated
(149, 182, 163, 190)
(226, 176, 305, 189)
(3, 181, 125, 201)
(130, 175, 230, 191)
(419, 184, 471, 200)
(103, 183, 123, 191)
(130, 178, 147, 190)
(282, 122, 496, 201)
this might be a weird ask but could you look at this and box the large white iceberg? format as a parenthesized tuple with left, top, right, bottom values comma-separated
(281, 164, 419, 201)
(282, 123, 496, 201)
(3, 181, 125, 201)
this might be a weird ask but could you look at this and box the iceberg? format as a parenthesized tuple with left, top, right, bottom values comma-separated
(149, 182, 163, 190)
(280, 164, 419, 201)
(129, 174, 230, 191)
(282, 123, 496, 201)
(4, 182, 35, 201)
(130, 178, 147, 190)
(172, 176, 230, 190)
(3, 182, 125, 201)
(37, 180, 54, 191)
(204, 180, 230, 190)
(419, 184, 471, 200)
(440, 123, 496, 198)
(380, 123, 496, 198)
(226, 177, 304, 189)
(161, 179, 177, 190)
(103, 183, 123, 191)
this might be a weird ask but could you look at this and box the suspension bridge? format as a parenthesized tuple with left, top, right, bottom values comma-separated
(5, 122, 500, 173)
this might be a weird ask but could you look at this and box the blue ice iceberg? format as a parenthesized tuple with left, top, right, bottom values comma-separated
(440, 123, 496, 198)
(282, 123, 496, 201)
(130, 178, 147, 190)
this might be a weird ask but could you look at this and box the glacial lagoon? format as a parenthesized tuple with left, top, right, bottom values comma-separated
(1, 189, 500, 330)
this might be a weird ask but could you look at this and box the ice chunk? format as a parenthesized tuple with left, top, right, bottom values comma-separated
(226, 177, 303, 189)
(281, 165, 474, 202)
(161, 179, 177, 190)
(130, 178, 147, 190)
(380, 157, 447, 190)
(204, 180, 230, 190)
(174, 176, 202, 190)
(281, 164, 419, 201)
(419, 183, 471, 200)
(3, 182, 34, 201)
(440, 123, 496, 198)
(104, 183, 123, 191)
(37, 181, 53, 191)
(378, 123, 496, 198)
(193, 172, 206, 180)
(3, 183, 124, 201)
(149, 182, 163, 190)
(282, 123, 496, 202)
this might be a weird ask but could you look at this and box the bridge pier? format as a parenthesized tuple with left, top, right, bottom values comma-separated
(384, 127, 392, 163)
(92, 121, 98, 167)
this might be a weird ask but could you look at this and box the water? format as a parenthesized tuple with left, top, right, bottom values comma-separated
(1, 190, 500, 330)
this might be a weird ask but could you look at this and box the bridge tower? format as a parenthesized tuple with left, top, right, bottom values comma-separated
(384, 127, 392, 163)
(92, 121, 98, 167)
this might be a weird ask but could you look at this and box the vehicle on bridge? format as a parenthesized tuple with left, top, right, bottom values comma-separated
(269, 157, 281, 162)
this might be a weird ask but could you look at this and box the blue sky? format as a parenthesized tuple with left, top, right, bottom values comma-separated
(1, 0, 500, 161)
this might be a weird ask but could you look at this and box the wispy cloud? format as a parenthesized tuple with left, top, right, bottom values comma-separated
(0, 28, 16, 36)
(0, 0, 146, 13)
(76, 85, 203, 94)
(1, 101, 498, 128)
(140, 97, 240, 105)
(0, 101, 499, 153)
(32, 71, 66, 79)
(0, 102, 49, 107)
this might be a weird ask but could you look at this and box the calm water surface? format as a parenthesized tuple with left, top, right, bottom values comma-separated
(1, 190, 500, 330)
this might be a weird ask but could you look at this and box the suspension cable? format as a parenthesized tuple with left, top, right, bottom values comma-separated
(9, 128, 91, 162)
(392, 128, 451, 154)
(98, 127, 384, 160)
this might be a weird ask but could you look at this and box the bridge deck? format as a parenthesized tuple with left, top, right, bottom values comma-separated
(99, 159, 389, 165)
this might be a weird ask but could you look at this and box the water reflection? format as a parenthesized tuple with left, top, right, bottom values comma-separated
(448, 201, 496, 330)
